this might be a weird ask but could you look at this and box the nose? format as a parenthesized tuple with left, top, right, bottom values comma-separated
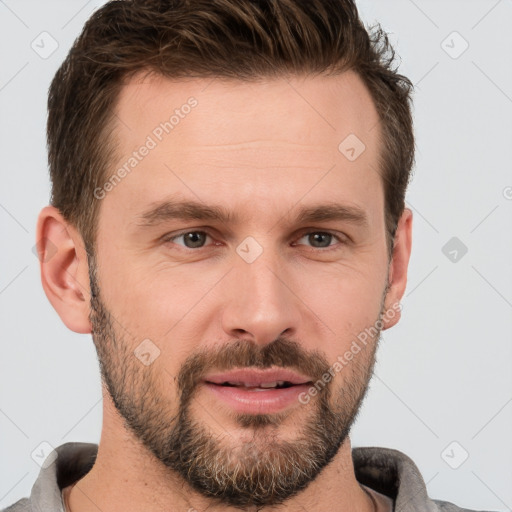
(220, 250, 302, 346)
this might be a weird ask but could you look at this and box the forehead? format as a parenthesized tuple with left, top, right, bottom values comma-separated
(102, 71, 383, 230)
(114, 70, 379, 148)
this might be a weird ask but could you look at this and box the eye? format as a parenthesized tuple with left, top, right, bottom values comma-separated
(162, 229, 347, 252)
(294, 230, 346, 250)
(163, 230, 214, 249)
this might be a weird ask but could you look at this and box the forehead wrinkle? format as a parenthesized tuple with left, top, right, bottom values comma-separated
(160, 143, 336, 172)
(172, 140, 331, 150)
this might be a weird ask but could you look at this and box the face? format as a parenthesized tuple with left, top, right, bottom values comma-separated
(88, 71, 399, 508)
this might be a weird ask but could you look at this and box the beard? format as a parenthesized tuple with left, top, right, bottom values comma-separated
(87, 252, 384, 509)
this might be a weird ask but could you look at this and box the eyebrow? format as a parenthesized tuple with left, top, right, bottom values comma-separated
(135, 200, 239, 226)
(134, 198, 368, 229)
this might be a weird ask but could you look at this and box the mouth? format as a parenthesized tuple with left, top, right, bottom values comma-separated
(205, 380, 307, 390)
(201, 368, 314, 414)
(203, 367, 313, 388)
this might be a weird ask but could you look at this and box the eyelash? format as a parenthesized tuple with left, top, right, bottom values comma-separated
(161, 229, 348, 252)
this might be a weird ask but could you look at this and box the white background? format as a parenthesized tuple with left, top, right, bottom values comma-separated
(1, 0, 511, 510)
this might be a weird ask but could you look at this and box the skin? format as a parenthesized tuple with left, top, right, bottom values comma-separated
(37, 70, 412, 512)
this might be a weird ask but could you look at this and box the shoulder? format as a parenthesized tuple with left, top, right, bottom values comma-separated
(353, 446, 498, 512)
(1, 442, 98, 512)
(433, 499, 496, 512)
(0, 497, 30, 512)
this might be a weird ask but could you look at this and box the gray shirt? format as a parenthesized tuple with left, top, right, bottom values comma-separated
(1, 442, 492, 512)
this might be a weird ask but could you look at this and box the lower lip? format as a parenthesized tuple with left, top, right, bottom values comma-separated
(203, 382, 312, 414)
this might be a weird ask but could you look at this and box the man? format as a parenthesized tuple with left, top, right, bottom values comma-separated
(2, 0, 490, 511)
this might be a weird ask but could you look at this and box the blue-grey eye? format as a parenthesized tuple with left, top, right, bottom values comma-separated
(173, 231, 210, 248)
(297, 232, 337, 248)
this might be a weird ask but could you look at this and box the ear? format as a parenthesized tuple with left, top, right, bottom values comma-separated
(35, 206, 92, 334)
(382, 208, 413, 330)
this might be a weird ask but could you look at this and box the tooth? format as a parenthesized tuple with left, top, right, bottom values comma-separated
(222, 380, 290, 388)
(259, 381, 279, 388)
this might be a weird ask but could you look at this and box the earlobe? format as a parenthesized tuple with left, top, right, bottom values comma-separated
(36, 206, 92, 334)
(382, 208, 413, 330)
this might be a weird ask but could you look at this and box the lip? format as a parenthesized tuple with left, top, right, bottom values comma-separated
(203, 368, 312, 387)
(202, 381, 313, 414)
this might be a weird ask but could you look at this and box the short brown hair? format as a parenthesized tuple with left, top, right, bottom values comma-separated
(47, 0, 414, 258)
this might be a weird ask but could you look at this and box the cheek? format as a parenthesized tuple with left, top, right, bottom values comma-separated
(297, 261, 386, 324)
(106, 261, 220, 342)
(292, 263, 386, 376)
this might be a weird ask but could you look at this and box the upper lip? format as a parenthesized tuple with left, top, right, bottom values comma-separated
(203, 368, 313, 386)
